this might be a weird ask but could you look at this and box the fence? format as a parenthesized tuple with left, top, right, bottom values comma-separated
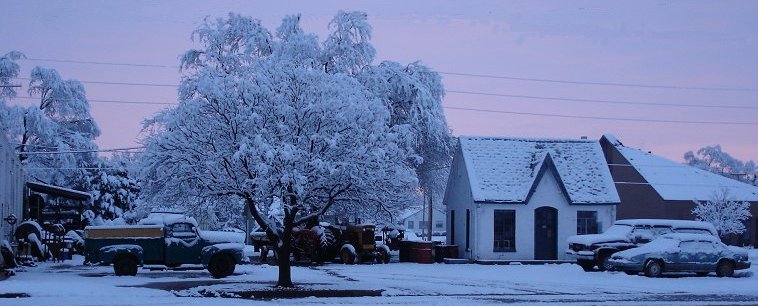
(0, 133, 24, 243)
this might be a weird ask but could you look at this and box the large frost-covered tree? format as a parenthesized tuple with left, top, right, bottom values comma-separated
(76, 154, 141, 224)
(685, 145, 757, 186)
(142, 13, 418, 287)
(692, 188, 752, 240)
(0, 55, 100, 186)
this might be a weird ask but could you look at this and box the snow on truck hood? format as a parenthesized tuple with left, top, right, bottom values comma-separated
(567, 233, 628, 245)
(199, 230, 245, 244)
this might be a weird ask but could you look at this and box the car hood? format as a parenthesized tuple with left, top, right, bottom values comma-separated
(567, 234, 628, 246)
(727, 245, 749, 257)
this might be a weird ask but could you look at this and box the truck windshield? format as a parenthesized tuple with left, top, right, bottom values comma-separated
(603, 224, 632, 236)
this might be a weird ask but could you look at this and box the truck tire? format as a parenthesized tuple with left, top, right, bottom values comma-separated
(208, 253, 236, 279)
(716, 260, 734, 278)
(113, 255, 138, 276)
(577, 260, 595, 272)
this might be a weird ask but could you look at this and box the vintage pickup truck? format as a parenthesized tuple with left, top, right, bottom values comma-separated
(84, 214, 246, 278)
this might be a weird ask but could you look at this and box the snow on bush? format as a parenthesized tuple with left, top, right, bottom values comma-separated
(692, 188, 752, 238)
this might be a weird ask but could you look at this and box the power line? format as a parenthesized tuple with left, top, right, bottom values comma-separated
(22, 57, 180, 69)
(440, 71, 758, 93)
(447, 90, 758, 110)
(14, 96, 175, 105)
(18, 146, 145, 155)
(17, 56, 758, 93)
(15, 77, 177, 88)
(442, 106, 758, 126)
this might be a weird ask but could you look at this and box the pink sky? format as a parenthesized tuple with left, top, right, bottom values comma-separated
(2, 1, 757, 162)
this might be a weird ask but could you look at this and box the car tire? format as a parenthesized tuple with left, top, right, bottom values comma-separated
(208, 253, 236, 279)
(716, 260, 734, 278)
(113, 255, 138, 276)
(643, 260, 663, 278)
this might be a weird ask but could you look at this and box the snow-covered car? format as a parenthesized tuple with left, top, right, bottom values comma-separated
(566, 219, 717, 271)
(608, 233, 750, 277)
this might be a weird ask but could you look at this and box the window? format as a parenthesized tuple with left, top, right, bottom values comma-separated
(493, 210, 516, 252)
(450, 210, 455, 245)
(407, 221, 414, 229)
(435, 221, 444, 229)
(576, 211, 599, 235)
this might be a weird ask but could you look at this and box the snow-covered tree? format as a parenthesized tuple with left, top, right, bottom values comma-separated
(0, 51, 23, 99)
(0, 62, 100, 187)
(685, 145, 757, 186)
(692, 188, 752, 239)
(141, 13, 417, 287)
(77, 155, 140, 223)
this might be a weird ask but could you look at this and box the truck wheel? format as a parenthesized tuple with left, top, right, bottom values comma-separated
(340, 247, 356, 265)
(577, 260, 595, 272)
(113, 255, 138, 276)
(208, 253, 236, 279)
(596, 253, 614, 271)
(716, 260, 734, 278)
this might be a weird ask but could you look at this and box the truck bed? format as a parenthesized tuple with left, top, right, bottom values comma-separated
(84, 225, 165, 265)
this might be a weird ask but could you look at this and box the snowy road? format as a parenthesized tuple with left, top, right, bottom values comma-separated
(1, 252, 757, 305)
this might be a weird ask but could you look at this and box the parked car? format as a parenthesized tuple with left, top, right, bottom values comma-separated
(84, 213, 246, 278)
(566, 219, 717, 271)
(608, 233, 750, 277)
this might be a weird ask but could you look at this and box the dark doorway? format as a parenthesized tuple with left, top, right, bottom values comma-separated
(534, 206, 558, 260)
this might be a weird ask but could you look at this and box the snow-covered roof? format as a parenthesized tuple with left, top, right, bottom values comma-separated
(660, 233, 721, 243)
(398, 206, 445, 221)
(459, 136, 620, 204)
(609, 137, 758, 201)
(615, 219, 716, 233)
(26, 181, 92, 201)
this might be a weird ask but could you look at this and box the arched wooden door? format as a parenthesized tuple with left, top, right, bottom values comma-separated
(534, 206, 558, 260)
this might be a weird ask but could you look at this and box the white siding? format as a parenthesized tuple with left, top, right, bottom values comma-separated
(0, 134, 25, 242)
(473, 167, 615, 260)
(443, 145, 476, 258)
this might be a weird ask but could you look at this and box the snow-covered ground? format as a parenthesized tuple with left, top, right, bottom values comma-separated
(1, 250, 757, 306)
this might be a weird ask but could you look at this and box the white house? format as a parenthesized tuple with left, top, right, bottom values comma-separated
(399, 207, 446, 236)
(443, 136, 620, 261)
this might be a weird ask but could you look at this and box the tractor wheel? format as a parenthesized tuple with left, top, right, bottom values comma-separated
(340, 247, 356, 265)
(716, 260, 735, 278)
(208, 253, 236, 279)
(376, 245, 390, 264)
(113, 255, 138, 276)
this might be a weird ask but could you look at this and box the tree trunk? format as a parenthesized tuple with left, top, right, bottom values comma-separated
(276, 213, 295, 288)
(276, 240, 293, 287)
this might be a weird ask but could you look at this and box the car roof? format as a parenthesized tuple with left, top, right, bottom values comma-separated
(614, 219, 716, 230)
(660, 233, 721, 243)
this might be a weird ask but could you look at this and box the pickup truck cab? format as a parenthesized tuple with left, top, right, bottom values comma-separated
(566, 219, 717, 271)
(84, 214, 245, 278)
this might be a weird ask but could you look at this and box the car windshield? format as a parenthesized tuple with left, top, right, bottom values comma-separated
(603, 224, 632, 236)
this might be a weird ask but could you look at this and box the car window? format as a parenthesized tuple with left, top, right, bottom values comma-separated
(674, 228, 711, 235)
(651, 226, 673, 237)
(632, 226, 654, 242)
(171, 223, 196, 238)
(679, 240, 715, 252)
(604, 224, 633, 236)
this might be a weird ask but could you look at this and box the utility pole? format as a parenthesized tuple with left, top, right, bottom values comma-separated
(427, 194, 433, 242)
